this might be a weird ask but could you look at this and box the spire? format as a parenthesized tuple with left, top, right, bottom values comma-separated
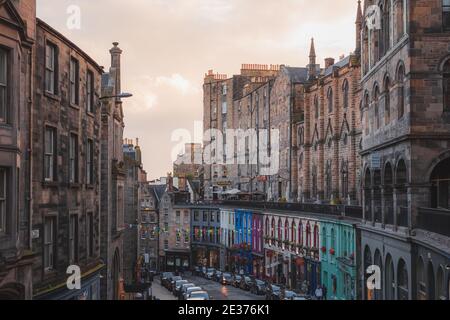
(309, 38, 316, 59)
(355, 1, 363, 55)
(308, 38, 317, 80)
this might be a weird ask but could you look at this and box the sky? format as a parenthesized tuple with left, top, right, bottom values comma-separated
(37, 0, 358, 180)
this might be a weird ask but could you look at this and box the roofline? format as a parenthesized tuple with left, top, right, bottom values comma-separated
(36, 18, 104, 73)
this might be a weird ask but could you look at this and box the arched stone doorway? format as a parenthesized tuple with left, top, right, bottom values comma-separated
(0, 283, 25, 300)
(427, 262, 436, 300)
(430, 157, 450, 209)
(384, 163, 394, 225)
(417, 257, 427, 300)
(364, 246, 373, 300)
(397, 259, 409, 300)
(112, 249, 121, 300)
(385, 254, 395, 300)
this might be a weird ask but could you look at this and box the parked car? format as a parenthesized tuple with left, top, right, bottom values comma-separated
(161, 272, 174, 289)
(178, 283, 195, 300)
(169, 276, 182, 292)
(240, 276, 253, 291)
(221, 273, 233, 285)
(250, 279, 267, 295)
(232, 275, 242, 287)
(183, 287, 203, 300)
(265, 284, 282, 300)
(173, 280, 189, 296)
(214, 271, 223, 282)
(205, 268, 216, 280)
(283, 290, 302, 300)
(187, 291, 210, 300)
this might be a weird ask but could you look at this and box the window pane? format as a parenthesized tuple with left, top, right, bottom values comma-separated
(0, 49, 6, 85)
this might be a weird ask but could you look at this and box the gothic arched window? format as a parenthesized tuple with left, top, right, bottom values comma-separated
(342, 80, 349, 109)
(397, 64, 405, 118)
(384, 76, 391, 124)
(314, 95, 319, 119)
(443, 59, 450, 112)
(327, 87, 333, 113)
(374, 85, 380, 130)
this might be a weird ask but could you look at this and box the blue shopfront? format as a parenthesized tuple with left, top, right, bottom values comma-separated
(233, 209, 253, 274)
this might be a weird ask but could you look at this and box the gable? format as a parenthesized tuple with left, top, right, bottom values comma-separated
(0, 0, 28, 41)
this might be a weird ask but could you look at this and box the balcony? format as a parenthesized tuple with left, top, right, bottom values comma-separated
(417, 208, 450, 237)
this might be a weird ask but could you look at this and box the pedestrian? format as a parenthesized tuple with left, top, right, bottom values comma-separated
(315, 285, 323, 300)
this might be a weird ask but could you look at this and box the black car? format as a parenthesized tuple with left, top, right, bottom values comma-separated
(239, 276, 253, 291)
(250, 279, 266, 295)
(173, 280, 189, 296)
(214, 271, 223, 282)
(221, 273, 233, 285)
(169, 276, 183, 292)
(265, 284, 282, 300)
(232, 275, 242, 288)
(161, 272, 174, 289)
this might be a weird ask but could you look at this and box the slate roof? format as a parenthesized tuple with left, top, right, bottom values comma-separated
(283, 66, 309, 83)
(323, 56, 351, 77)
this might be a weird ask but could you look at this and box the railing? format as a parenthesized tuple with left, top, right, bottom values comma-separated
(221, 200, 363, 220)
(398, 207, 409, 227)
(417, 207, 450, 237)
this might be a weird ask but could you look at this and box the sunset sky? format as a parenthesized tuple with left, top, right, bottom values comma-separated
(37, 0, 359, 180)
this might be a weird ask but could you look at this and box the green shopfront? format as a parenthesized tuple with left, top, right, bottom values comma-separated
(320, 220, 357, 300)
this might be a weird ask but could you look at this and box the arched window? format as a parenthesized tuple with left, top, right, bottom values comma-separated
(277, 218, 282, 243)
(341, 162, 349, 200)
(436, 266, 446, 300)
(314, 95, 319, 118)
(374, 85, 380, 130)
(265, 218, 270, 242)
(298, 222, 303, 246)
(374, 249, 383, 300)
(379, 3, 385, 58)
(364, 92, 370, 135)
(330, 228, 335, 249)
(395, 0, 405, 41)
(343, 80, 349, 109)
(444, 0, 450, 30)
(384, 76, 391, 124)
(291, 221, 296, 244)
(306, 222, 311, 247)
(397, 64, 405, 118)
(313, 224, 319, 248)
(327, 87, 333, 113)
(284, 220, 289, 242)
(385, 254, 395, 300)
(364, 246, 373, 300)
(321, 227, 326, 248)
(443, 59, 450, 112)
(271, 218, 275, 238)
(325, 161, 332, 201)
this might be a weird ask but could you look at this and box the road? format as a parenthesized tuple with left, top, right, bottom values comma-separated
(183, 275, 265, 301)
(152, 275, 265, 300)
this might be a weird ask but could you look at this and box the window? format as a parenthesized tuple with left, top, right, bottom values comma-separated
(87, 212, 94, 258)
(69, 215, 79, 263)
(397, 65, 405, 118)
(44, 127, 56, 182)
(314, 96, 319, 118)
(0, 168, 7, 233)
(86, 139, 94, 185)
(44, 216, 56, 270)
(327, 88, 333, 113)
(374, 86, 380, 130)
(70, 58, 79, 105)
(444, 0, 450, 30)
(45, 43, 57, 94)
(69, 134, 78, 183)
(194, 211, 199, 221)
(203, 211, 207, 222)
(164, 240, 169, 250)
(0, 48, 8, 123)
(343, 80, 349, 109)
(384, 77, 391, 124)
(444, 60, 450, 111)
(176, 211, 181, 224)
(87, 71, 94, 113)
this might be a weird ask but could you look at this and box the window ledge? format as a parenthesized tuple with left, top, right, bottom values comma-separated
(69, 103, 80, 110)
(44, 91, 61, 102)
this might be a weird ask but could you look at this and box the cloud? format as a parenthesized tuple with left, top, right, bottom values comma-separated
(155, 74, 200, 95)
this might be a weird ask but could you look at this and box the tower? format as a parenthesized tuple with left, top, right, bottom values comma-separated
(308, 38, 317, 80)
(355, 0, 363, 55)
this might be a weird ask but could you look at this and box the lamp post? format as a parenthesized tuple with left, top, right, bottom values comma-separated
(99, 92, 133, 100)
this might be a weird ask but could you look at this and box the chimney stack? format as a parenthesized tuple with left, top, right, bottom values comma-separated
(325, 58, 335, 69)
(110, 42, 122, 98)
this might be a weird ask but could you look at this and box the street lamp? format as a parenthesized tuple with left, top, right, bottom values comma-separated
(99, 92, 133, 100)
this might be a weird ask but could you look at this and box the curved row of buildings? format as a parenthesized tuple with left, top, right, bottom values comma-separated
(200, 0, 450, 300)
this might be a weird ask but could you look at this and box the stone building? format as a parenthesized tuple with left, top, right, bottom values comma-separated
(0, 0, 36, 300)
(297, 32, 362, 204)
(31, 18, 104, 300)
(99, 42, 126, 300)
(191, 207, 221, 269)
(158, 179, 192, 271)
(122, 139, 144, 285)
(173, 143, 202, 179)
(202, 65, 280, 201)
(359, 0, 450, 300)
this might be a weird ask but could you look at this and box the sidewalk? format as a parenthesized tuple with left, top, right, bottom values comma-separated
(150, 278, 177, 300)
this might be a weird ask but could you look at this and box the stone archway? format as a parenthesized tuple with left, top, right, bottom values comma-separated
(0, 283, 25, 300)
(112, 248, 121, 300)
(430, 157, 450, 209)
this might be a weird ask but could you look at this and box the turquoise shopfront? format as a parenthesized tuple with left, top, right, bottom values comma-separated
(319, 220, 357, 300)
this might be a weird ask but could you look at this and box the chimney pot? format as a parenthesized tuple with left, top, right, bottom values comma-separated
(325, 58, 335, 69)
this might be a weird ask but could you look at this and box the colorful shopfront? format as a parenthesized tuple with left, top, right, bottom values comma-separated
(320, 220, 357, 300)
(233, 209, 253, 274)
